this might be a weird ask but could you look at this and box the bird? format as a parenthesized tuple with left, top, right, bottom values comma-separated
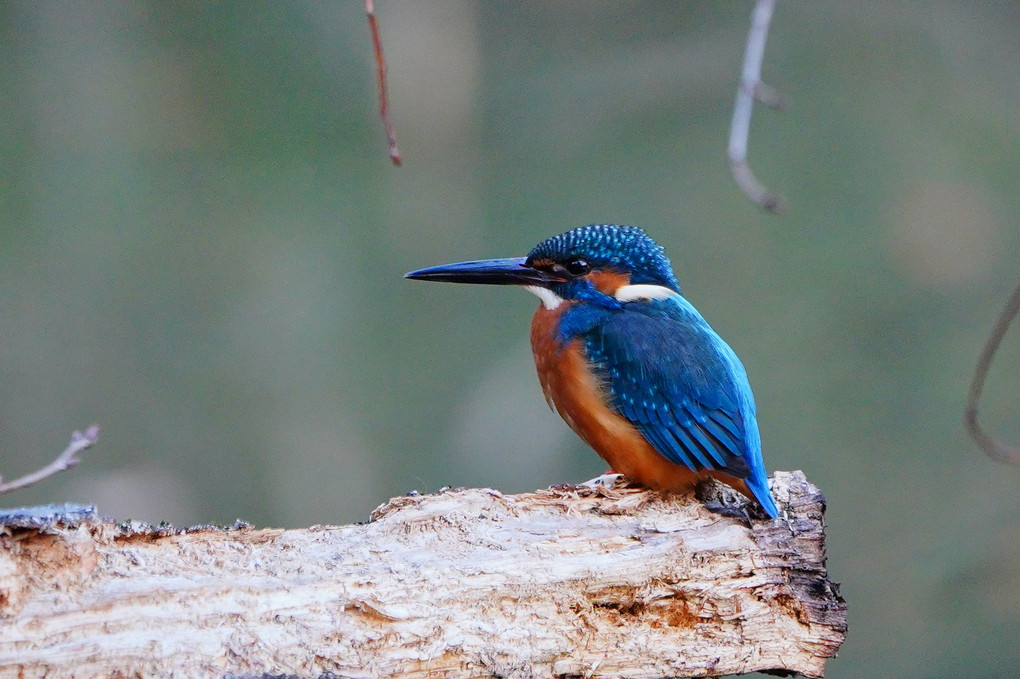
(405, 224, 779, 519)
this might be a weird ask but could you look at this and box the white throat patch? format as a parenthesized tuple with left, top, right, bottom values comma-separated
(614, 284, 677, 303)
(524, 285, 564, 310)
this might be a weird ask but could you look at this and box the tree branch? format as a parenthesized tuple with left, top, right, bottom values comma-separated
(0, 471, 845, 678)
(0, 425, 99, 495)
(965, 280, 1020, 464)
(728, 0, 785, 213)
(365, 0, 401, 166)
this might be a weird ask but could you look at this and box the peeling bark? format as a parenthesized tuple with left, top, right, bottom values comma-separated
(0, 471, 845, 678)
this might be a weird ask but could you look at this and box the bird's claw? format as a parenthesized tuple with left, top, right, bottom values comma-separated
(578, 472, 624, 489)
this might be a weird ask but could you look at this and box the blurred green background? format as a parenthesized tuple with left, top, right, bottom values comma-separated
(1, 1, 1017, 676)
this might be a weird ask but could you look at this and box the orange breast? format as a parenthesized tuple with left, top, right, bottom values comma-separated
(530, 304, 704, 493)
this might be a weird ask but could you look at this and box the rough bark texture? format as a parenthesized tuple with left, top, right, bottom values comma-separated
(0, 471, 845, 678)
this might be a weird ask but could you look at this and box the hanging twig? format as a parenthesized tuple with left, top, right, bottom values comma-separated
(965, 281, 1020, 465)
(365, 0, 401, 166)
(0, 425, 99, 495)
(728, 0, 785, 213)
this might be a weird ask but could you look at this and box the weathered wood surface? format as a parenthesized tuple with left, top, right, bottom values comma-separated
(0, 471, 845, 678)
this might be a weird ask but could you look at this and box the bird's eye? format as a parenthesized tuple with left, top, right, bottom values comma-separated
(564, 258, 590, 276)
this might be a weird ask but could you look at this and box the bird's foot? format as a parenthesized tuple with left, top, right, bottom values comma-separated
(578, 472, 625, 490)
(696, 478, 757, 521)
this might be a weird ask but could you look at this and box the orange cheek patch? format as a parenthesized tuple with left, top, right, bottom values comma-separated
(586, 271, 630, 297)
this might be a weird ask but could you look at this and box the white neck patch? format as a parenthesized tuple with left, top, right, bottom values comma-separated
(524, 285, 564, 310)
(614, 284, 677, 303)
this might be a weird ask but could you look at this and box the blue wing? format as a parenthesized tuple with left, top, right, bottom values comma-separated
(576, 294, 778, 517)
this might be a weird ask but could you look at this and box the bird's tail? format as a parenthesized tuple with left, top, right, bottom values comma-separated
(743, 470, 779, 519)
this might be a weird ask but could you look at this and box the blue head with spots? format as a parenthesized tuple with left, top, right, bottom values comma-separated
(525, 225, 680, 295)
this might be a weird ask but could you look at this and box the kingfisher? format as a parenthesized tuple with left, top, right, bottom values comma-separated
(405, 224, 779, 518)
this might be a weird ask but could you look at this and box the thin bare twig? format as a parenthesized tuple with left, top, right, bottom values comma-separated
(728, 0, 785, 213)
(965, 282, 1020, 465)
(365, 0, 401, 166)
(0, 425, 100, 495)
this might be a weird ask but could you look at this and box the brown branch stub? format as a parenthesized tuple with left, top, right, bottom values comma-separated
(728, 0, 786, 213)
(0, 425, 99, 495)
(965, 280, 1020, 465)
(0, 471, 845, 678)
(365, 0, 401, 166)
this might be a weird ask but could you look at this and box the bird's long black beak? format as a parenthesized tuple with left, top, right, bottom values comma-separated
(405, 257, 563, 287)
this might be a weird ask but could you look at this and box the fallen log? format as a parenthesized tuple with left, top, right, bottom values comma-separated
(0, 470, 845, 678)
